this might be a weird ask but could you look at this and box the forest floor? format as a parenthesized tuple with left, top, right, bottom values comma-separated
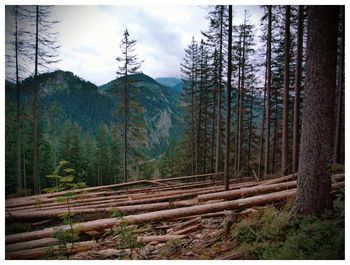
(68, 195, 344, 260)
(5, 172, 345, 260)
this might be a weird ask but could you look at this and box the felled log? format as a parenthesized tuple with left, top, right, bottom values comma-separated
(6, 218, 121, 245)
(172, 217, 201, 232)
(198, 181, 297, 202)
(6, 237, 57, 252)
(136, 235, 188, 243)
(6, 240, 96, 260)
(6, 172, 224, 208)
(125, 181, 344, 224)
(172, 224, 201, 235)
(256, 173, 297, 186)
(6, 198, 199, 220)
(7, 181, 344, 246)
(123, 189, 297, 225)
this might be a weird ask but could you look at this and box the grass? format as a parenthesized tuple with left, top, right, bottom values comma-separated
(230, 191, 345, 260)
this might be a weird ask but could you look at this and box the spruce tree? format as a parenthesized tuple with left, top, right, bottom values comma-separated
(116, 28, 145, 183)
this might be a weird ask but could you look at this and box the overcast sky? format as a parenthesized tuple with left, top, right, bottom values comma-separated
(6, 5, 264, 86)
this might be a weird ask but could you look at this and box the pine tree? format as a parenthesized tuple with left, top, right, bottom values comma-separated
(282, 5, 291, 175)
(180, 37, 199, 175)
(292, 5, 304, 172)
(116, 28, 145, 183)
(292, 6, 339, 214)
(224, 5, 233, 190)
(27, 5, 60, 194)
(264, 6, 272, 176)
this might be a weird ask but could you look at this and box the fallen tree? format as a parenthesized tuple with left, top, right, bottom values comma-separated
(136, 235, 188, 243)
(6, 240, 96, 260)
(6, 179, 344, 246)
(198, 181, 297, 202)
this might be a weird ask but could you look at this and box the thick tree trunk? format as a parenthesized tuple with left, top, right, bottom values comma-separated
(264, 6, 272, 176)
(6, 237, 57, 252)
(292, 5, 304, 173)
(6, 240, 96, 260)
(224, 6, 233, 191)
(333, 6, 344, 164)
(198, 180, 297, 202)
(137, 235, 188, 243)
(291, 6, 339, 215)
(282, 5, 290, 175)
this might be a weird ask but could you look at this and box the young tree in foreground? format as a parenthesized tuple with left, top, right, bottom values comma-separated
(291, 6, 339, 215)
(116, 28, 144, 183)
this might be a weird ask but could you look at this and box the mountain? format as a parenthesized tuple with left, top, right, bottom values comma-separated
(5, 70, 184, 158)
(99, 73, 184, 155)
(155, 77, 183, 95)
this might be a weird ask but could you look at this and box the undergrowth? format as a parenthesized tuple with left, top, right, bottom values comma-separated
(230, 191, 345, 260)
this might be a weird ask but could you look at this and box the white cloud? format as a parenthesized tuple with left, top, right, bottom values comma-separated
(6, 5, 264, 85)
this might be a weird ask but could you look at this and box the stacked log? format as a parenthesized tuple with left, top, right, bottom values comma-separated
(5, 172, 344, 260)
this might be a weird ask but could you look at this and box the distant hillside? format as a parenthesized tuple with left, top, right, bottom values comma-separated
(100, 73, 184, 155)
(155, 77, 183, 95)
(6, 70, 184, 158)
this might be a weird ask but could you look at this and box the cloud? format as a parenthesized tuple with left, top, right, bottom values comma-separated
(6, 5, 263, 85)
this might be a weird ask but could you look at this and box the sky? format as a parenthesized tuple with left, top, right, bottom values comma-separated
(6, 5, 263, 86)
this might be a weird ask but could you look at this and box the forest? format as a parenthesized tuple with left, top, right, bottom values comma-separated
(4, 5, 345, 260)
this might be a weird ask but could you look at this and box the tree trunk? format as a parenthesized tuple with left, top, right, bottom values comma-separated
(123, 71, 128, 183)
(291, 6, 339, 215)
(282, 5, 290, 175)
(15, 6, 22, 193)
(224, 6, 233, 191)
(33, 5, 40, 195)
(198, 180, 297, 202)
(292, 5, 304, 173)
(237, 14, 247, 176)
(333, 6, 344, 164)
(258, 52, 268, 178)
(235, 34, 242, 173)
(137, 235, 188, 243)
(264, 6, 272, 176)
(271, 94, 278, 173)
(247, 95, 254, 164)
(215, 5, 224, 173)
(6, 240, 96, 260)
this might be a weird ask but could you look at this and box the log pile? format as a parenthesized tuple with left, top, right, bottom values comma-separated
(5, 172, 344, 260)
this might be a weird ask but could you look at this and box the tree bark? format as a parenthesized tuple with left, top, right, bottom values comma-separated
(237, 13, 247, 176)
(333, 6, 344, 164)
(6, 240, 96, 260)
(215, 5, 224, 173)
(282, 5, 290, 175)
(33, 5, 40, 195)
(264, 6, 272, 176)
(291, 6, 339, 215)
(15, 6, 22, 193)
(224, 5, 233, 191)
(292, 5, 304, 173)
(137, 235, 188, 243)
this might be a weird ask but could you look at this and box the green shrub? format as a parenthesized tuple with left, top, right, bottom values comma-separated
(231, 196, 345, 260)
